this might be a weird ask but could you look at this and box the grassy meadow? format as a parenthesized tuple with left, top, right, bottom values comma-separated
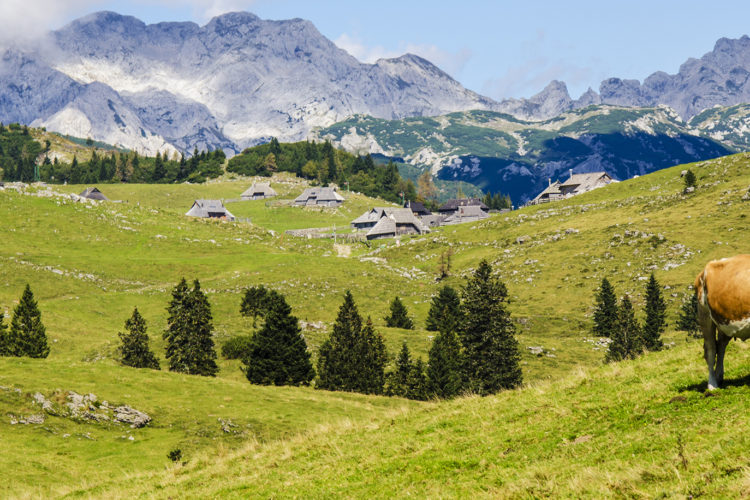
(0, 151, 749, 497)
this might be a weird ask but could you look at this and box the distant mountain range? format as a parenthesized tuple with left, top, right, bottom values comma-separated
(2, 11, 750, 200)
(0, 11, 495, 155)
(316, 105, 734, 204)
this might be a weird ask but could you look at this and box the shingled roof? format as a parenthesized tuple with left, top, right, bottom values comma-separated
(438, 198, 488, 213)
(79, 187, 108, 201)
(294, 187, 345, 205)
(241, 182, 277, 199)
(185, 200, 235, 220)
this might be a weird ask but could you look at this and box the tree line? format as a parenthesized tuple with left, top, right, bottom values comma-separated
(227, 138, 417, 204)
(0, 123, 225, 184)
(118, 260, 523, 400)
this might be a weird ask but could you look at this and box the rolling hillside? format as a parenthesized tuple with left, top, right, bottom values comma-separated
(0, 151, 748, 496)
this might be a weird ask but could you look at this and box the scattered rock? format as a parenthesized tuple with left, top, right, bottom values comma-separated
(113, 405, 151, 428)
(564, 228, 579, 234)
(684, 186, 695, 194)
(515, 235, 530, 244)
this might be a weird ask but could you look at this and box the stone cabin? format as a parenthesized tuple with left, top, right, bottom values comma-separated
(528, 171, 616, 205)
(351, 207, 430, 240)
(241, 182, 277, 200)
(294, 187, 344, 207)
(185, 199, 236, 221)
(438, 198, 489, 216)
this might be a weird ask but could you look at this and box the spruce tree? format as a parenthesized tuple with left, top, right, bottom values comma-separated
(642, 273, 666, 351)
(118, 307, 160, 369)
(407, 358, 429, 401)
(9, 285, 49, 358)
(460, 260, 522, 395)
(317, 291, 364, 392)
(243, 290, 314, 386)
(677, 293, 700, 338)
(164, 278, 190, 372)
(593, 278, 618, 337)
(427, 329, 465, 399)
(384, 296, 414, 329)
(606, 295, 643, 362)
(163, 278, 218, 376)
(240, 285, 269, 327)
(357, 317, 388, 394)
(425, 286, 463, 332)
(387, 342, 413, 397)
(185, 280, 219, 376)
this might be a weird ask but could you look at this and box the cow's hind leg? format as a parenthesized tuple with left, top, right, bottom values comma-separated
(704, 322, 719, 390)
(716, 331, 731, 386)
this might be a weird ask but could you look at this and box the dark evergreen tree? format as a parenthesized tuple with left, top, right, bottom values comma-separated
(592, 277, 618, 337)
(460, 260, 522, 395)
(407, 358, 429, 401)
(163, 278, 218, 376)
(9, 284, 49, 358)
(384, 296, 414, 329)
(357, 317, 388, 395)
(185, 280, 219, 376)
(677, 293, 700, 338)
(427, 329, 465, 399)
(387, 342, 413, 397)
(153, 151, 166, 181)
(243, 290, 314, 386)
(164, 278, 190, 371)
(317, 292, 386, 394)
(118, 307, 160, 369)
(684, 169, 696, 191)
(425, 286, 463, 332)
(642, 273, 666, 351)
(240, 285, 269, 327)
(606, 295, 643, 362)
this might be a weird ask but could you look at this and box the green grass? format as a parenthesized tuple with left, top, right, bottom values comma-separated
(73, 335, 750, 498)
(1, 153, 749, 496)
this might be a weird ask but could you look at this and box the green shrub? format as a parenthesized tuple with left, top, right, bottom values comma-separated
(221, 335, 253, 360)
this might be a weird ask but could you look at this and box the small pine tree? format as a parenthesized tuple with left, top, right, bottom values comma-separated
(118, 307, 160, 369)
(164, 278, 190, 371)
(683, 169, 696, 191)
(427, 329, 465, 399)
(677, 292, 700, 338)
(163, 279, 218, 376)
(240, 285, 269, 327)
(425, 286, 463, 332)
(406, 358, 429, 401)
(9, 285, 49, 358)
(357, 317, 388, 394)
(185, 280, 219, 376)
(460, 260, 522, 395)
(318, 291, 386, 394)
(592, 278, 618, 337)
(384, 296, 414, 329)
(642, 273, 666, 351)
(387, 342, 413, 397)
(606, 296, 643, 362)
(243, 290, 314, 386)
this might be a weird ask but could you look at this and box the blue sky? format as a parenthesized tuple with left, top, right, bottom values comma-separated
(4, 0, 750, 100)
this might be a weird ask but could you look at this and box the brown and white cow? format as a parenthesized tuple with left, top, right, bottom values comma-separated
(695, 255, 750, 390)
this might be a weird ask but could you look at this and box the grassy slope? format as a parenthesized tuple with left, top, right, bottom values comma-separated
(0, 153, 749, 496)
(81, 339, 750, 498)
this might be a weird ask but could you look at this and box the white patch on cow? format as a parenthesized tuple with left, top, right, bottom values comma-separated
(718, 315, 750, 339)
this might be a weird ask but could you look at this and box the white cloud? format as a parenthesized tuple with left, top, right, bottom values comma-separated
(0, 0, 101, 47)
(335, 33, 472, 79)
